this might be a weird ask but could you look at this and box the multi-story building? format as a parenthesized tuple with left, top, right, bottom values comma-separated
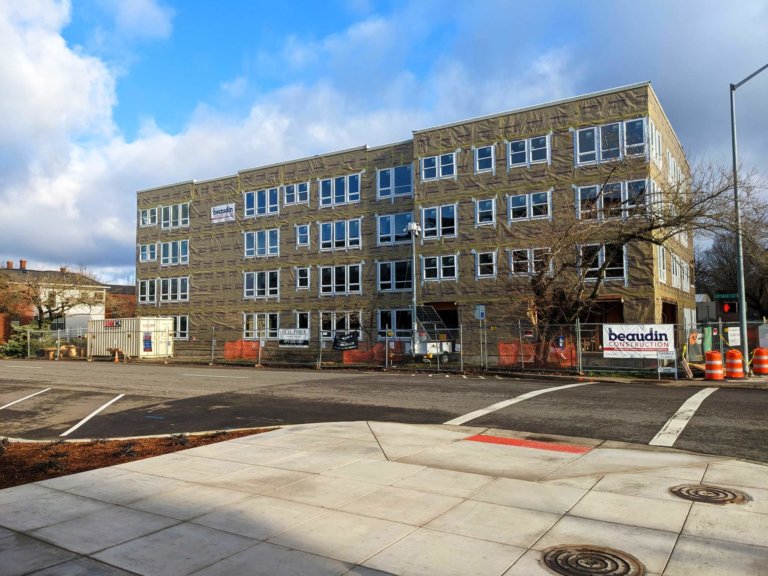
(135, 82, 695, 361)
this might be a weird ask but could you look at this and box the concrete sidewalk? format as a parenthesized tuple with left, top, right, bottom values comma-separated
(1, 422, 766, 575)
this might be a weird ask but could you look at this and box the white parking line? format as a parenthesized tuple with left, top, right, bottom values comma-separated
(0, 388, 51, 410)
(649, 387, 718, 447)
(179, 374, 250, 379)
(445, 381, 596, 426)
(0, 364, 41, 369)
(60, 394, 125, 437)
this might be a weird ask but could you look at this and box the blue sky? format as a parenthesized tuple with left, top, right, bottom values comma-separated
(1, 0, 766, 282)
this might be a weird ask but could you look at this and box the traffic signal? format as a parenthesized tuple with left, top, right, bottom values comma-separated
(718, 301, 738, 316)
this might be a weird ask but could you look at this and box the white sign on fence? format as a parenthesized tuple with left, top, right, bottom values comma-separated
(760, 325, 768, 348)
(278, 328, 310, 348)
(602, 324, 675, 358)
(726, 326, 741, 347)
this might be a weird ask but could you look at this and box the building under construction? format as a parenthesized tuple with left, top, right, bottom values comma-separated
(135, 82, 696, 364)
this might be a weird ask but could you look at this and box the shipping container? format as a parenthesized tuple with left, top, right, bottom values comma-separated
(87, 317, 174, 359)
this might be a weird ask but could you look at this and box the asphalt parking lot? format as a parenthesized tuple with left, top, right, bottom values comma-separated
(1, 360, 767, 463)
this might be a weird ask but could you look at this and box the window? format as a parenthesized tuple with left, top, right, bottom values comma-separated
(507, 134, 550, 168)
(475, 251, 496, 278)
(283, 182, 309, 206)
(319, 173, 361, 207)
(421, 152, 456, 181)
(296, 224, 310, 248)
(244, 229, 279, 258)
(319, 218, 361, 251)
(244, 312, 279, 340)
(658, 245, 667, 284)
(161, 203, 189, 229)
(296, 267, 310, 290)
(244, 188, 279, 218)
(139, 208, 157, 227)
(575, 118, 647, 166)
(671, 253, 681, 289)
(172, 315, 189, 340)
(138, 279, 156, 303)
(377, 212, 412, 245)
(244, 270, 280, 299)
(581, 244, 626, 281)
(378, 261, 412, 292)
(475, 198, 495, 226)
(296, 311, 310, 330)
(160, 240, 189, 266)
(320, 311, 361, 340)
(422, 204, 456, 239)
(508, 190, 551, 222)
(576, 181, 646, 220)
(377, 309, 412, 339)
(649, 120, 663, 167)
(510, 248, 551, 275)
(139, 244, 156, 262)
(423, 255, 457, 281)
(474, 145, 495, 174)
(320, 264, 362, 296)
(377, 165, 413, 198)
(159, 277, 189, 302)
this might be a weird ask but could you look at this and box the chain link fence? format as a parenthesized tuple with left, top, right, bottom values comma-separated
(6, 320, 766, 378)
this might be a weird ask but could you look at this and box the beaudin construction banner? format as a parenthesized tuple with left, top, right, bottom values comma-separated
(602, 324, 675, 358)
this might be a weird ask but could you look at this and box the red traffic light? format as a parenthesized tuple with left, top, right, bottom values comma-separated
(719, 301, 737, 315)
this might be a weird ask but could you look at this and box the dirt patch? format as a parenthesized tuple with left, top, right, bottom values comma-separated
(0, 429, 274, 490)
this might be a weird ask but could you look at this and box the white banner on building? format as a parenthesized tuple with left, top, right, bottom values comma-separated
(211, 203, 235, 223)
(602, 324, 674, 358)
(278, 328, 310, 348)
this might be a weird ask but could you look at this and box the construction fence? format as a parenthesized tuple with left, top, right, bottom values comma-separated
(9, 320, 768, 377)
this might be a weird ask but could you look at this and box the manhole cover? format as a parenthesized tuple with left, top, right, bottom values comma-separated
(669, 484, 750, 505)
(542, 545, 644, 575)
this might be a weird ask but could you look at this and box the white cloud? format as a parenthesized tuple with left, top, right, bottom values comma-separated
(110, 0, 174, 40)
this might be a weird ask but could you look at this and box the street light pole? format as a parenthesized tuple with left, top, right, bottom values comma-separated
(730, 62, 768, 372)
(407, 220, 421, 359)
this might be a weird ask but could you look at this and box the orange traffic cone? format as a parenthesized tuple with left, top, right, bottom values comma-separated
(114, 350, 119, 364)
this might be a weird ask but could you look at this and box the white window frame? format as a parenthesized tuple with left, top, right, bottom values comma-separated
(509, 248, 552, 276)
(139, 208, 157, 227)
(172, 315, 189, 340)
(507, 134, 551, 169)
(474, 198, 496, 227)
(376, 309, 412, 340)
(320, 310, 362, 341)
(160, 239, 189, 266)
(243, 270, 280, 300)
(475, 251, 497, 279)
(139, 243, 157, 262)
(474, 145, 495, 174)
(159, 277, 189, 302)
(658, 245, 667, 284)
(421, 204, 457, 239)
(295, 224, 310, 248)
(422, 254, 458, 282)
(318, 218, 362, 251)
(283, 182, 309, 206)
(319, 264, 363, 296)
(580, 244, 627, 283)
(296, 266, 310, 290)
(295, 311, 310, 331)
(377, 260, 413, 292)
(420, 152, 456, 181)
(377, 212, 412, 246)
(649, 119, 663, 168)
(160, 203, 190, 229)
(575, 180, 647, 221)
(377, 164, 413, 199)
(575, 118, 647, 167)
(244, 229, 280, 258)
(244, 312, 280, 340)
(244, 188, 279, 218)
(138, 279, 156, 303)
(319, 173, 362, 207)
(507, 190, 552, 222)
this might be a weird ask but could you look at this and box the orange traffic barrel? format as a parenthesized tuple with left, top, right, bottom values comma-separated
(725, 349, 744, 379)
(753, 348, 768, 375)
(704, 351, 724, 381)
